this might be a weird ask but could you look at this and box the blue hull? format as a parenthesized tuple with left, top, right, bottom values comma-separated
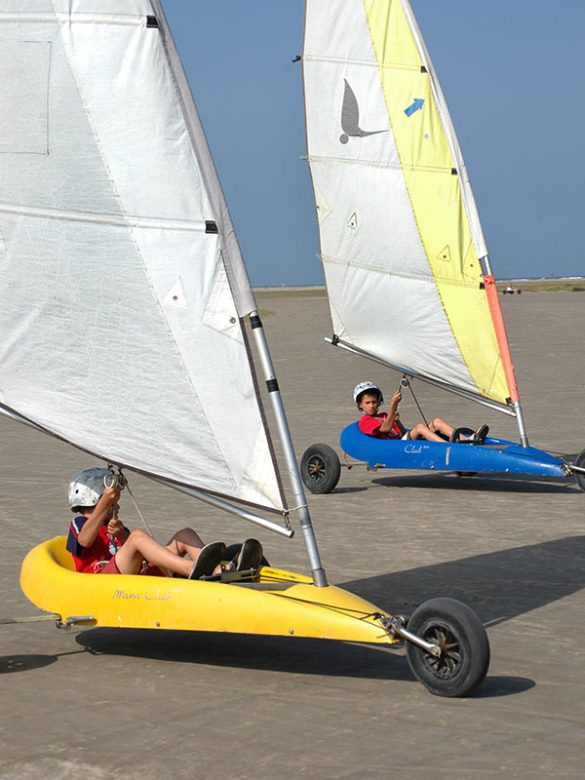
(340, 422, 567, 477)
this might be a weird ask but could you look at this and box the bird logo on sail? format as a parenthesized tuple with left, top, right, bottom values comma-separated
(339, 80, 387, 144)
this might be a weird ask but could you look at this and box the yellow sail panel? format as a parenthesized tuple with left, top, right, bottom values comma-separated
(363, 0, 508, 403)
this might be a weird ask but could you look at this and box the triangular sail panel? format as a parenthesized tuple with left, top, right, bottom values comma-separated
(0, 1, 286, 512)
(302, 0, 516, 408)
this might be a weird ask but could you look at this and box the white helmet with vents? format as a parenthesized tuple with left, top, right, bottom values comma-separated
(68, 467, 115, 511)
(353, 381, 383, 405)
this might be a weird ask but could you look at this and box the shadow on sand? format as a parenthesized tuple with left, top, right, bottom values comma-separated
(70, 536, 583, 696)
(341, 535, 585, 625)
(369, 472, 579, 494)
(0, 648, 85, 675)
(74, 627, 532, 697)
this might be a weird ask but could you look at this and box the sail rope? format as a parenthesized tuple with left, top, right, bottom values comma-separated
(106, 466, 154, 536)
(400, 375, 429, 427)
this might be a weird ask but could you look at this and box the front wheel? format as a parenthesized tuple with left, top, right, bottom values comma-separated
(574, 449, 585, 492)
(405, 598, 490, 697)
(300, 443, 341, 494)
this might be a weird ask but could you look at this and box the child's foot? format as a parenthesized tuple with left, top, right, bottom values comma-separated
(236, 539, 263, 571)
(472, 424, 489, 444)
(189, 541, 227, 579)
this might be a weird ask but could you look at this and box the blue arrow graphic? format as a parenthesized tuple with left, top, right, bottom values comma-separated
(404, 98, 424, 117)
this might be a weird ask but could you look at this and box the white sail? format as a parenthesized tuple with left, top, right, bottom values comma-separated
(302, 0, 520, 411)
(0, 1, 285, 512)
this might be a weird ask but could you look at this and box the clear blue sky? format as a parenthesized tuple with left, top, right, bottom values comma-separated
(164, 1, 585, 287)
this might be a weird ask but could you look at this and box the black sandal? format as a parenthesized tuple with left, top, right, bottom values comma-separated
(189, 541, 227, 579)
(236, 538, 263, 571)
(473, 424, 489, 444)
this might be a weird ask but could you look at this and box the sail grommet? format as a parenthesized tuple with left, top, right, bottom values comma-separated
(146, 16, 159, 28)
(205, 221, 219, 234)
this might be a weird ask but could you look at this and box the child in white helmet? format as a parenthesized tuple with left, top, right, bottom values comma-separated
(353, 382, 488, 443)
(66, 467, 263, 579)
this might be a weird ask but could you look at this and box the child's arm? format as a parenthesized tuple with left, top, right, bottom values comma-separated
(378, 390, 402, 434)
(76, 486, 121, 548)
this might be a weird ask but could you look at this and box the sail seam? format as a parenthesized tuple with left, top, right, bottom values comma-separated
(321, 254, 476, 287)
(0, 202, 209, 232)
(306, 154, 455, 175)
(303, 54, 420, 74)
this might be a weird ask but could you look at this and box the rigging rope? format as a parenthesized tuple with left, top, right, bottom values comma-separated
(400, 375, 428, 427)
(106, 465, 154, 536)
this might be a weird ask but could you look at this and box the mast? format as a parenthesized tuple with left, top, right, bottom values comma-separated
(250, 311, 327, 587)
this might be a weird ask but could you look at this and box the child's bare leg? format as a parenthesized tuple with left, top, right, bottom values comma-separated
(114, 529, 193, 577)
(407, 423, 445, 442)
(429, 418, 455, 440)
(165, 528, 226, 576)
(165, 527, 205, 561)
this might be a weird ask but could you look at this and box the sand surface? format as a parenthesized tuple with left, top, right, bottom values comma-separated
(1, 291, 584, 779)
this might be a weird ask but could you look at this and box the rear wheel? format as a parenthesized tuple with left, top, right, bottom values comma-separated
(405, 598, 490, 697)
(574, 449, 585, 492)
(300, 443, 341, 494)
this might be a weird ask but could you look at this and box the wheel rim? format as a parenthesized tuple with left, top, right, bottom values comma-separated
(307, 455, 327, 483)
(419, 622, 464, 680)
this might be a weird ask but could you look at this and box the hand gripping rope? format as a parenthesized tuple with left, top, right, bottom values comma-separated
(105, 465, 154, 537)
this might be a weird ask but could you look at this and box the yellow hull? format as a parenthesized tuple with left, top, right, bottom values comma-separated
(20, 537, 399, 646)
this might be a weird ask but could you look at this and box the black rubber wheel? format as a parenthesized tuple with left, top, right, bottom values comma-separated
(574, 449, 585, 492)
(405, 597, 490, 697)
(449, 426, 475, 443)
(300, 443, 341, 494)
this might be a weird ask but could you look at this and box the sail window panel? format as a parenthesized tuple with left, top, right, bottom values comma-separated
(0, 27, 125, 217)
(0, 41, 50, 156)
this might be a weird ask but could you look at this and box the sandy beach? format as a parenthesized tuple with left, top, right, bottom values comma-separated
(1, 290, 584, 780)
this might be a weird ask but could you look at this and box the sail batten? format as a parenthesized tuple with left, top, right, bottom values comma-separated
(303, 0, 520, 411)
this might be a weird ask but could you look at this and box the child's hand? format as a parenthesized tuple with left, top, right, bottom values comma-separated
(102, 485, 121, 505)
(107, 515, 125, 537)
(390, 390, 402, 407)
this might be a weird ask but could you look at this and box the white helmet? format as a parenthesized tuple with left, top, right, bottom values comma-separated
(68, 467, 115, 511)
(353, 381, 383, 405)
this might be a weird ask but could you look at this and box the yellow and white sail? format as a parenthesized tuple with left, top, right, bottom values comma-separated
(303, 0, 519, 409)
